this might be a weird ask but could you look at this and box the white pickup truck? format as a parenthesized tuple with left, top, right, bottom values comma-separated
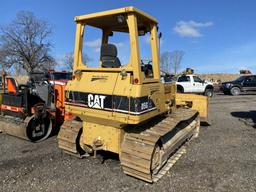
(176, 74, 214, 97)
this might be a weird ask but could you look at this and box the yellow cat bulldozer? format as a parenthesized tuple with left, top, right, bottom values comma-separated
(57, 7, 208, 183)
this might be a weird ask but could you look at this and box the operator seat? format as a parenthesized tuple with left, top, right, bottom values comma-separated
(144, 64, 153, 78)
(100, 44, 121, 68)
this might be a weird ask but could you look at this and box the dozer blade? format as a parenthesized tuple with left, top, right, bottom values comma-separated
(0, 115, 52, 142)
(120, 108, 200, 183)
(176, 93, 209, 125)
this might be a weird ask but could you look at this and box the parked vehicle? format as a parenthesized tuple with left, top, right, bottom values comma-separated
(176, 74, 214, 97)
(221, 75, 256, 96)
(57, 6, 209, 183)
(0, 71, 72, 141)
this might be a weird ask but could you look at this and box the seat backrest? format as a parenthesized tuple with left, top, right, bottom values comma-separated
(6, 77, 19, 94)
(144, 64, 153, 77)
(100, 44, 121, 68)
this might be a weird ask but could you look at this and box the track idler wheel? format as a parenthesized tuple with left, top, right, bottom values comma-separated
(151, 144, 162, 175)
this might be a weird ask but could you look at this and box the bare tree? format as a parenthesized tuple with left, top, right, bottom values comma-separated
(62, 52, 74, 71)
(62, 52, 90, 71)
(170, 50, 185, 75)
(0, 47, 9, 72)
(0, 11, 55, 73)
(160, 50, 185, 75)
(160, 52, 171, 73)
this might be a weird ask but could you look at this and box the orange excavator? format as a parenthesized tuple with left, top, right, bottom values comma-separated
(0, 70, 73, 141)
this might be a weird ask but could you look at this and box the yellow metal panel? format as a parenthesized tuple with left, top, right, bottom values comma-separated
(176, 93, 209, 120)
(164, 83, 176, 110)
(127, 13, 142, 83)
(150, 24, 160, 81)
(75, 6, 157, 24)
(82, 122, 124, 154)
(65, 79, 167, 126)
(67, 72, 119, 94)
(73, 23, 84, 71)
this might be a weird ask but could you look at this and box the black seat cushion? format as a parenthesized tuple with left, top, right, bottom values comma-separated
(101, 44, 121, 68)
(144, 64, 153, 77)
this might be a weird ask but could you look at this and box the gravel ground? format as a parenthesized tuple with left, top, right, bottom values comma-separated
(0, 93, 256, 192)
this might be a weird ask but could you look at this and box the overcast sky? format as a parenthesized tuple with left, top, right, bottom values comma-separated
(1, 0, 256, 74)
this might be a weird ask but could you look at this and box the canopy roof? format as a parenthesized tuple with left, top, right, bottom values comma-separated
(74, 7, 158, 33)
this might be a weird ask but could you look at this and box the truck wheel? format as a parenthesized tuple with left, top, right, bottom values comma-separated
(230, 87, 240, 96)
(204, 89, 213, 97)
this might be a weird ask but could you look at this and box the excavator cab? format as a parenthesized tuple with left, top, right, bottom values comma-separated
(58, 7, 205, 183)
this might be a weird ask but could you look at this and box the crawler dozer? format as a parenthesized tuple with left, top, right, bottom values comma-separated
(0, 71, 72, 142)
(57, 7, 208, 182)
